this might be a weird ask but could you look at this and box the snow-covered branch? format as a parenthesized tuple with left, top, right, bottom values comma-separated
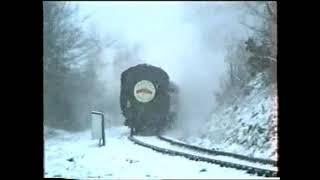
(261, 56, 277, 63)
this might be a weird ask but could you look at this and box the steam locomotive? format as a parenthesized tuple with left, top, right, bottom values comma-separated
(120, 64, 179, 136)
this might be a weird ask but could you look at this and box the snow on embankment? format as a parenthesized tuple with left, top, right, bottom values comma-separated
(183, 73, 278, 160)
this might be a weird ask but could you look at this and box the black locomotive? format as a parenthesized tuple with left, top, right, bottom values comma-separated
(120, 64, 178, 136)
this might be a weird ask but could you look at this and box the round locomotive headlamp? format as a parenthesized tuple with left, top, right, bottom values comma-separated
(134, 80, 156, 103)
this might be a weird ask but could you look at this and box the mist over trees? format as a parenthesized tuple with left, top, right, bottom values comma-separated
(44, 2, 99, 131)
(44, 2, 143, 131)
(212, 1, 277, 107)
(43, 2, 115, 131)
(167, 2, 275, 136)
(242, 1, 277, 83)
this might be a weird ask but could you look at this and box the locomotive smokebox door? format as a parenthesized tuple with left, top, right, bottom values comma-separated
(134, 80, 156, 103)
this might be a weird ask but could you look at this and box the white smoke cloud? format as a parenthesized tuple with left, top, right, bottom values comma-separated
(75, 1, 252, 134)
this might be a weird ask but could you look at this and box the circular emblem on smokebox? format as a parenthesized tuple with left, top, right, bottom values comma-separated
(134, 80, 156, 103)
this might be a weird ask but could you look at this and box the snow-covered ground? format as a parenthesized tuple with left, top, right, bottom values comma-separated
(44, 126, 269, 179)
(167, 73, 278, 161)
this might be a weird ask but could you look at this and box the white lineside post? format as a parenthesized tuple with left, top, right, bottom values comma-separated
(91, 111, 106, 146)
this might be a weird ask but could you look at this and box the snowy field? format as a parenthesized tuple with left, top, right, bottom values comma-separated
(44, 126, 272, 179)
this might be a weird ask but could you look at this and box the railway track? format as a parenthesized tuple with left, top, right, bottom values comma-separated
(158, 135, 277, 166)
(128, 135, 278, 177)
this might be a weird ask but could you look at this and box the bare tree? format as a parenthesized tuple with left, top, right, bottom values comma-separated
(43, 2, 108, 130)
(241, 1, 277, 62)
(236, 1, 277, 83)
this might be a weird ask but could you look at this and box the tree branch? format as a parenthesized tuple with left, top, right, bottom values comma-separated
(260, 56, 277, 63)
(240, 21, 267, 35)
(244, 2, 269, 20)
(266, 2, 277, 23)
